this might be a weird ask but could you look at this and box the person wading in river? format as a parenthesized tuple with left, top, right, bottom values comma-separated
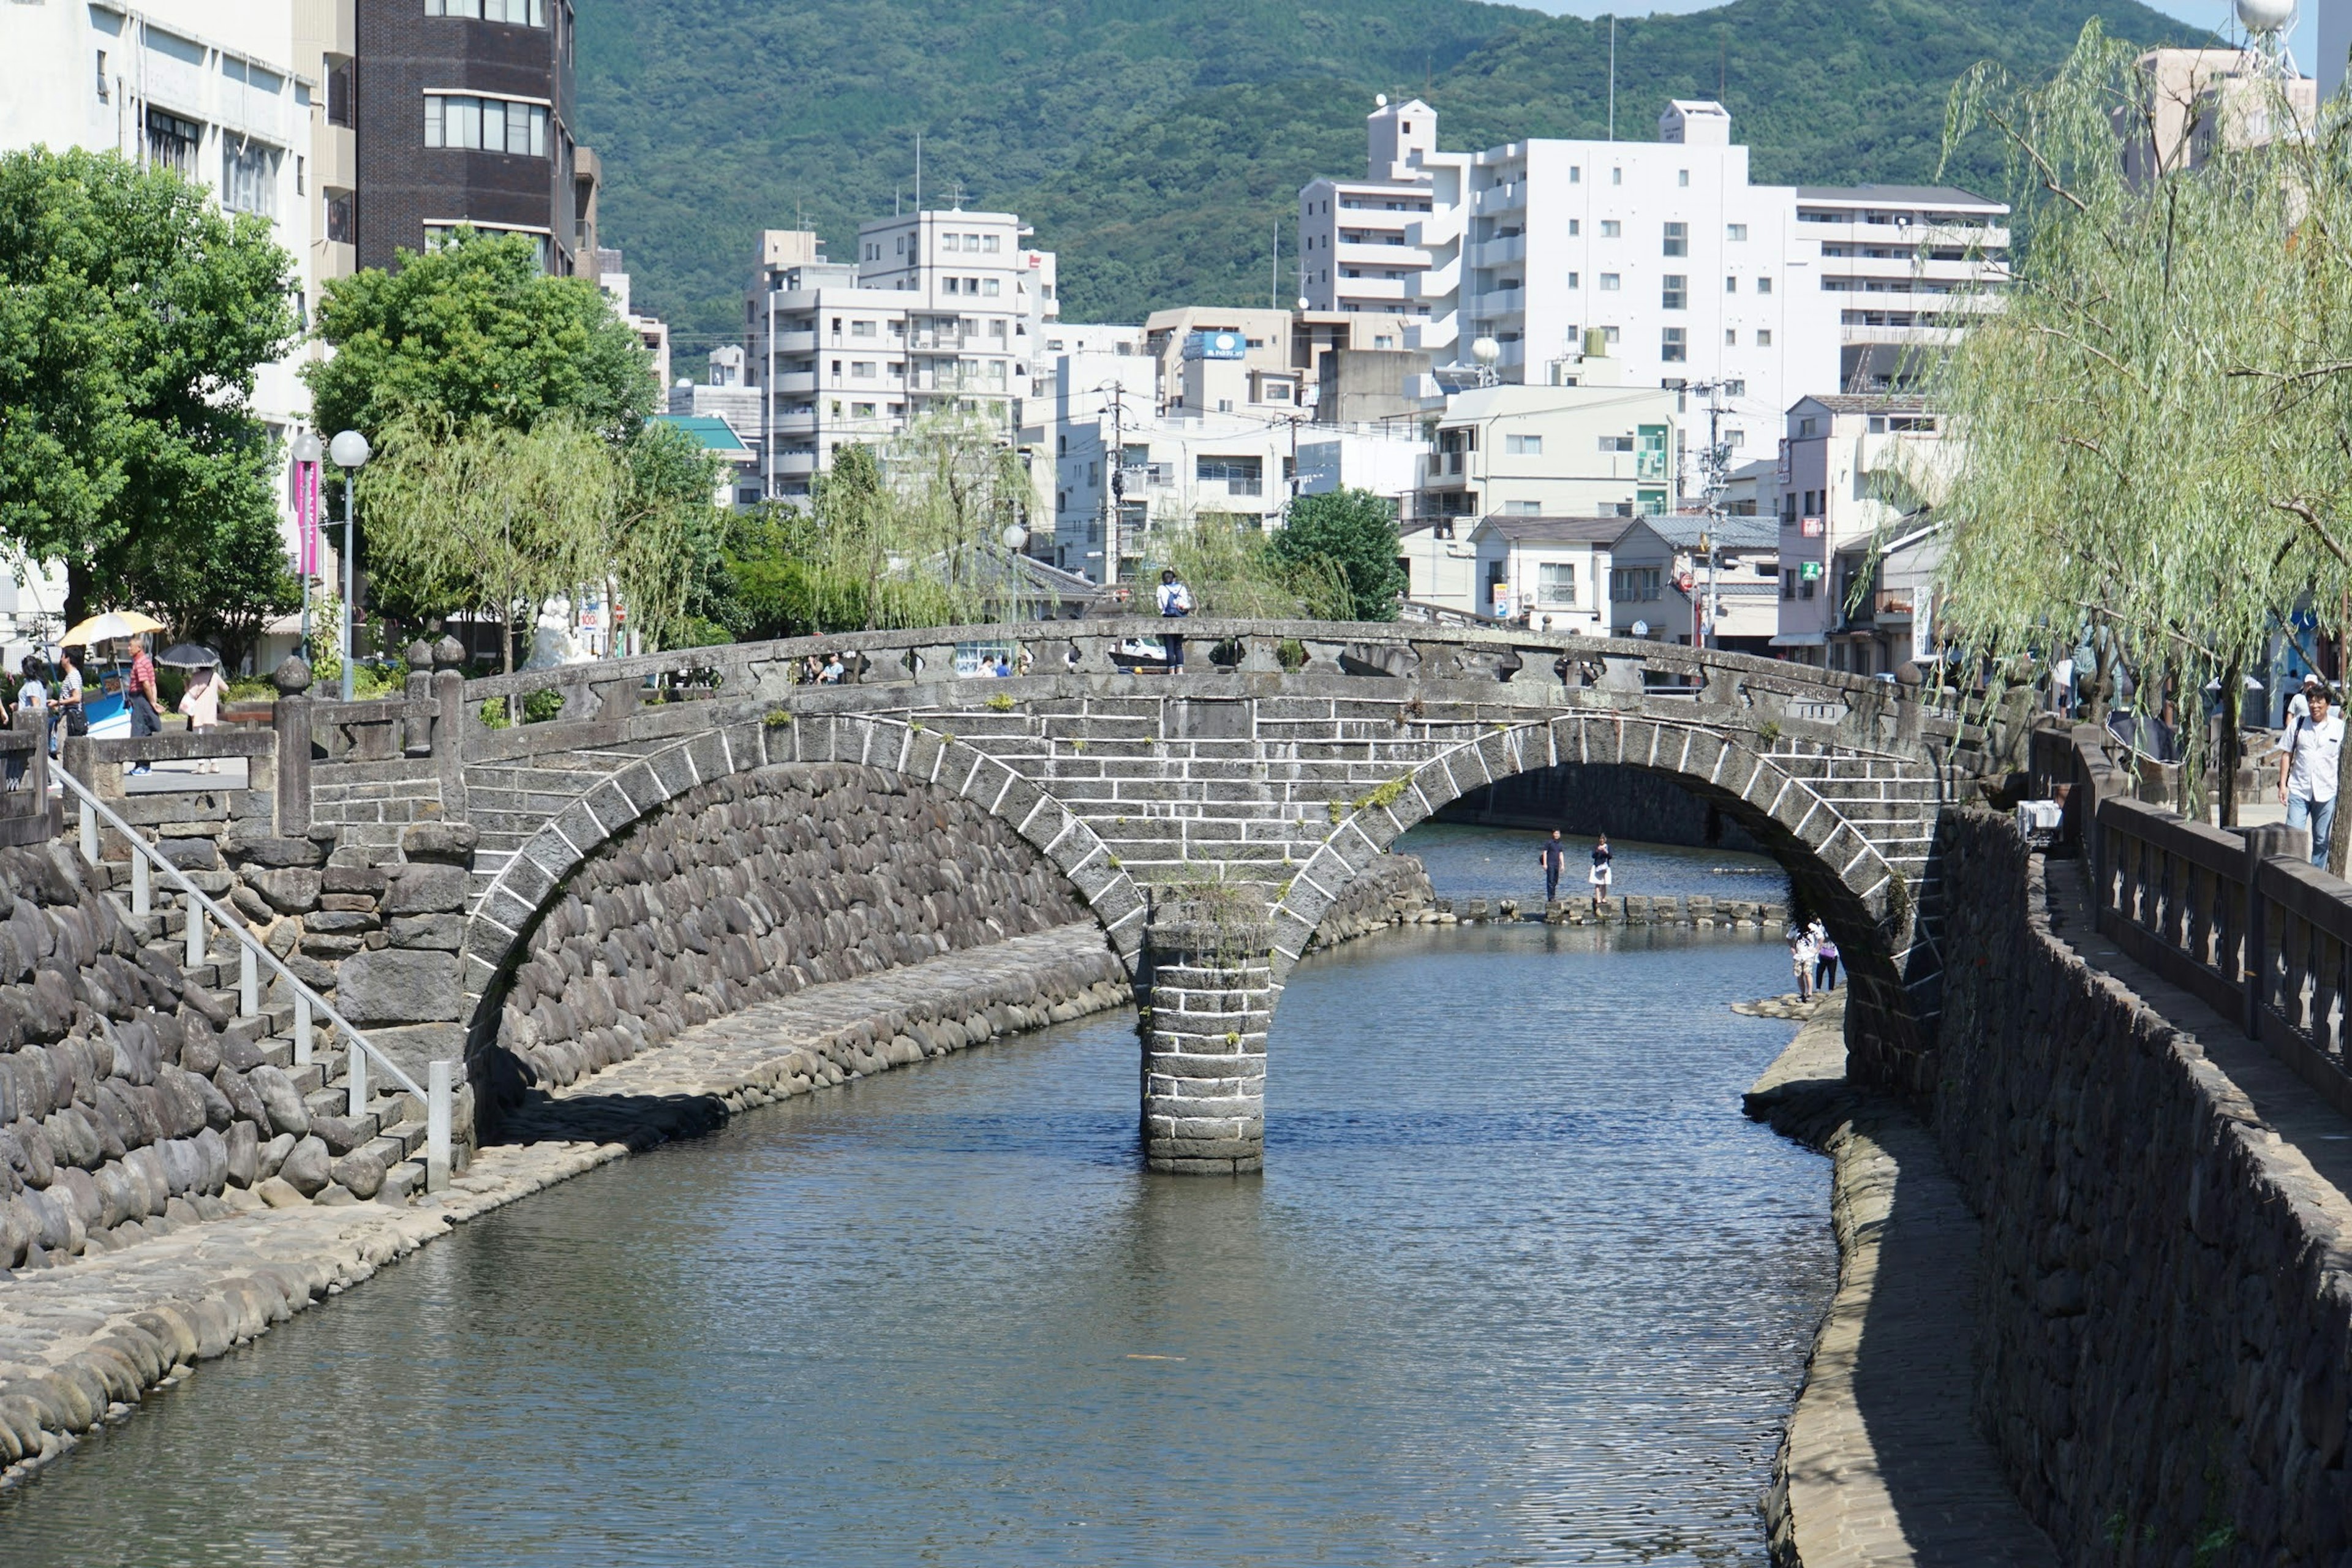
(1539, 830, 1567, 905)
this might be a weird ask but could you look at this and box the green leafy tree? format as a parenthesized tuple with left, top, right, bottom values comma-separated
(0, 146, 300, 624)
(303, 228, 655, 440)
(1269, 488, 1405, 622)
(608, 421, 726, 652)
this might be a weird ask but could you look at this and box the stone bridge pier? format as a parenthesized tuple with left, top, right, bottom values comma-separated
(68, 619, 1996, 1177)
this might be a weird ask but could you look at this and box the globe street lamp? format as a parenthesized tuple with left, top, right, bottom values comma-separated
(328, 429, 371, 701)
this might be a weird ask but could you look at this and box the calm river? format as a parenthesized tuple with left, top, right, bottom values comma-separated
(0, 827, 1833, 1566)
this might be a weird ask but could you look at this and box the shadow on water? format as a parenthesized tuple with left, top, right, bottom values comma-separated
(0, 827, 1835, 1568)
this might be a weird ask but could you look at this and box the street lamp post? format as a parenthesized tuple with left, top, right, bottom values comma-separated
(328, 429, 371, 701)
(291, 431, 322, 657)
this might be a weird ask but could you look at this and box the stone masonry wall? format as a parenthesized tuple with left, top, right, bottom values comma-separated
(491, 763, 1091, 1104)
(1304, 853, 1434, 950)
(0, 839, 399, 1286)
(1932, 811, 2352, 1564)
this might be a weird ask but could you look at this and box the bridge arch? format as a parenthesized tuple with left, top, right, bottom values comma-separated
(1266, 706, 1941, 1085)
(457, 712, 1153, 1108)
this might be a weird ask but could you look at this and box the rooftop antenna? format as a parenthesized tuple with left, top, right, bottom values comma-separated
(1270, 221, 1279, 311)
(914, 132, 922, 212)
(1608, 17, 1618, 141)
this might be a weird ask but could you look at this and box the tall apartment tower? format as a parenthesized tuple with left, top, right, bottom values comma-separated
(852, 208, 1059, 404)
(1302, 98, 2007, 467)
(352, 0, 598, 274)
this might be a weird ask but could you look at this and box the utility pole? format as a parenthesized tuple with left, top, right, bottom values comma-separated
(1095, 381, 1128, 591)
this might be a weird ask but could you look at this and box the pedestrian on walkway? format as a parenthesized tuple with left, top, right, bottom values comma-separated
(1539, 829, 1567, 903)
(126, 634, 160, 769)
(1809, 918, 1841, 992)
(178, 663, 222, 772)
(2281, 685, 2345, 869)
(13, 657, 46, 731)
(1790, 924, 1817, 1001)
(1588, 833, 1613, 914)
(1156, 568, 1193, 671)
(52, 647, 84, 756)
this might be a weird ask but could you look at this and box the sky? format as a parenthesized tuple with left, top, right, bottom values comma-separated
(1521, 1, 2321, 74)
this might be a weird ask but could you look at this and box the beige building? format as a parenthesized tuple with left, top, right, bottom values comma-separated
(2122, 47, 2317, 183)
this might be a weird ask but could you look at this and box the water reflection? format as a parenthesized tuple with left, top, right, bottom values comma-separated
(0, 831, 1830, 1567)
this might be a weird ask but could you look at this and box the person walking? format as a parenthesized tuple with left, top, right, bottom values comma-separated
(1809, 918, 1841, 992)
(1588, 833, 1613, 914)
(2281, 685, 2345, 869)
(1156, 567, 1192, 671)
(1539, 829, 1567, 905)
(13, 657, 46, 730)
(178, 663, 222, 772)
(1790, 923, 1818, 1001)
(51, 647, 84, 758)
(125, 634, 160, 769)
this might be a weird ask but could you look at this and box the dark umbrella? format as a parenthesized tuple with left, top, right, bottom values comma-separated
(156, 644, 221, 669)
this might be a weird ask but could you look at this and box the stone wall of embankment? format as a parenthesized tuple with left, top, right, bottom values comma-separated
(1930, 811, 2352, 1564)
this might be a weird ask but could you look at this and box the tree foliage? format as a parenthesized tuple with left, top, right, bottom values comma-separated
(1270, 489, 1405, 622)
(304, 228, 655, 441)
(1928, 22, 2352, 848)
(0, 146, 300, 631)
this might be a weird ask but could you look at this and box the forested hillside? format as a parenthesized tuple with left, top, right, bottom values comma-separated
(574, 0, 2198, 354)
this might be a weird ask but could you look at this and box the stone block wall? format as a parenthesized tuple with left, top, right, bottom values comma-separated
(1304, 854, 1434, 950)
(0, 840, 399, 1278)
(489, 763, 1093, 1104)
(1931, 810, 2352, 1563)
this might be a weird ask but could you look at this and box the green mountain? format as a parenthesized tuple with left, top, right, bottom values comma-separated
(575, 0, 2199, 356)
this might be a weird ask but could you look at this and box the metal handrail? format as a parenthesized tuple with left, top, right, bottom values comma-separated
(56, 764, 451, 1192)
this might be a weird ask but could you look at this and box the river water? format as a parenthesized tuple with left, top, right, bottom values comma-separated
(0, 827, 1832, 1566)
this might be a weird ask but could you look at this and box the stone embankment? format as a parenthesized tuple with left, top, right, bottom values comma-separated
(1745, 997, 2059, 1567)
(1303, 852, 1434, 949)
(1445, 892, 1784, 928)
(1929, 814, 2352, 1562)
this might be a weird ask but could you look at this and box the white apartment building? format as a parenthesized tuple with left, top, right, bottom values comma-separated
(1, 0, 321, 660)
(1799, 184, 2009, 392)
(1037, 349, 1422, 583)
(1401, 515, 1626, 634)
(1302, 97, 2009, 475)
(748, 215, 1059, 502)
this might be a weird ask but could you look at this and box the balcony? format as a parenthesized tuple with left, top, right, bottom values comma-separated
(771, 450, 818, 477)
(1466, 233, 1526, 268)
(1471, 181, 1528, 216)
(770, 330, 816, 353)
(769, 409, 818, 436)
(1873, 589, 1915, 622)
(772, 371, 817, 394)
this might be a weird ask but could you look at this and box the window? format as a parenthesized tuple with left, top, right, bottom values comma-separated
(852, 402, 877, 418)
(425, 94, 549, 156)
(1799, 417, 1819, 437)
(1725, 276, 1738, 293)
(1599, 220, 1621, 239)
(325, 189, 355, 244)
(1611, 167, 1623, 186)
(1756, 329, 1773, 347)
(851, 361, 875, 379)
(1613, 567, 1663, 601)
(1727, 223, 1748, 241)
(1662, 275, 1686, 310)
(221, 140, 277, 216)
(942, 234, 961, 252)
(1782, 570, 1795, 600)
(1537, 562, 1578, 606)
(1600, 325, 1619, 344)
(1663, 221, 1688, 257)
(983, 234, 1001, 252)
(1197, 455, 1263, 496)
(1800, 570, 1817, 600)
(1569, 219, 1580, 236)
(1661, 326, 1687, 363)
(851, 320, 876, 338)
(1566, 271, 1580, 289)
(1678, 170, 1691, 187)
(1726, 330, 1738, 346)
(424, 223, 548, 268)
(1599, 434, 1635, 453)
(1599, 273, 1620, 292)
(1504, 434, 1543, 455)
(1505, 500, 1541, 516)
(95, 50, 108, 103)
(1570, 166, 1581, 184)
(1757, 276, 1774, 295)
(145, 110, 200, 178)
(427, 0, 549, 21)
(983, 277, 1000, 296)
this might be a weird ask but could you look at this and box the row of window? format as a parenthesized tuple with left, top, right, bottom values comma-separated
(426, 0, 550, 24)
(871, 232, 1005, 259)
(940, 276, 1003, 296)
(144, 110, 293, 219)
(1553, 271, 1775, 296)
(424, 94, 550, 157)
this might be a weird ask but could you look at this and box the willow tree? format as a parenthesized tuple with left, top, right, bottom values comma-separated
(360, 415, 618, 674)
(1931, 24, 2315, 821)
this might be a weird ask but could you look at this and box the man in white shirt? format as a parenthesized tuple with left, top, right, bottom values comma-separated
(2282, 686, 2345, 868)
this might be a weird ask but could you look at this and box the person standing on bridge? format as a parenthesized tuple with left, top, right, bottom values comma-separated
(2281, 685, 2344, 869)
(1539, 830, 1568, 905)
(1157, 568, 1192, 671)
(1588, 834, 1613, 914)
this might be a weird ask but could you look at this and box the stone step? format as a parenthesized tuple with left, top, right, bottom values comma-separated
(380, 1160, 425, 1204)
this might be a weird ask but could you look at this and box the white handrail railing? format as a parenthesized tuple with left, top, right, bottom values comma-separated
(57, 764, 451, 1193)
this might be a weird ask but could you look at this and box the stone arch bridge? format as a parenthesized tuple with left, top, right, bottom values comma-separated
(256, 619, 1988, 1174)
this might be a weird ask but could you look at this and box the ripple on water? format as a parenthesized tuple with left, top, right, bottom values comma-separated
(0, 827, 1831, 1568)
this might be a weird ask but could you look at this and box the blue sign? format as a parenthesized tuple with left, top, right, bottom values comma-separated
(1183, 330, 1248, 361)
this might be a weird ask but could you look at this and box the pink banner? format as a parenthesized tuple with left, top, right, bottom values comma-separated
(296, 460, 320, 577)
